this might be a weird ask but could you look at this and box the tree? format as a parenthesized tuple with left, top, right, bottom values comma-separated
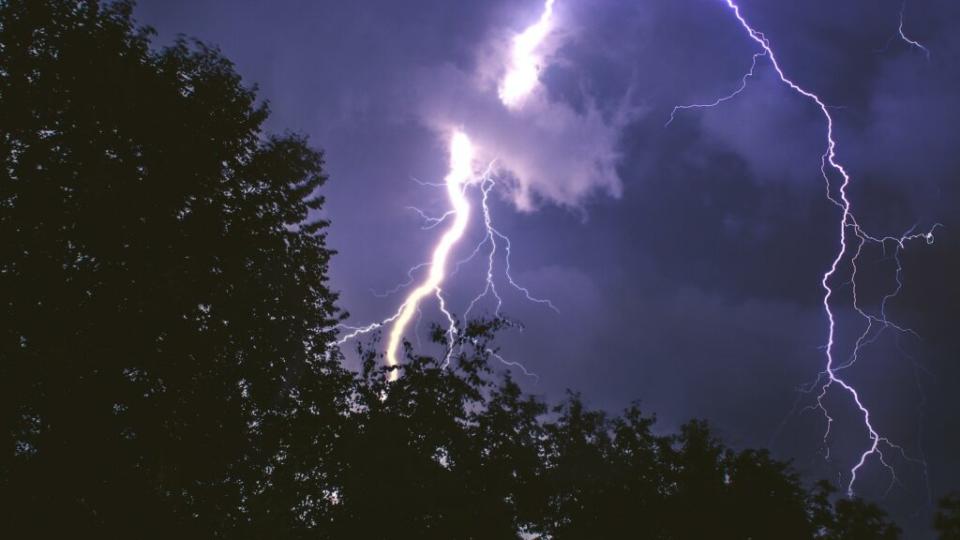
(800, 481, 900, 540)
(823, 497, 901, 540)
(936, 493, 960, 540)
(326, 320, 541, 540)
(0, 1, 345, 536)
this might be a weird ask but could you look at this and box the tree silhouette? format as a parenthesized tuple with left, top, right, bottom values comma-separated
(1, 1, 345, 536)
(936, 493, 960, 540)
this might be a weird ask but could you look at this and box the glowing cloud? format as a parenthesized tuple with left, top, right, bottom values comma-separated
(338, 1, 571, 379)
(499, 0, 556, 109)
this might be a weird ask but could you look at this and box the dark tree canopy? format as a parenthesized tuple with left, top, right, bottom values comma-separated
(0, 0, 345, 535)
(937, 493, 960, 540)
(0, 1, 940, 539)
(325, 323, 904, 540)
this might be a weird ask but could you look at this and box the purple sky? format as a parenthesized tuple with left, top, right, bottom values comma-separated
(135, 0, 959, 535)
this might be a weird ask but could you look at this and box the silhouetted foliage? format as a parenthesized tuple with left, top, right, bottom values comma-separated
(329, 330, 903, 540)
(1, 0, 346, 536)
(937, 493, 960, 540)
(0, 1, 924, 538)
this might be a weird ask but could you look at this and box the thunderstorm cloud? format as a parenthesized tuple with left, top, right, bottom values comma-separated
(134, 1, 960, 535)
(413, 0, 635, 211)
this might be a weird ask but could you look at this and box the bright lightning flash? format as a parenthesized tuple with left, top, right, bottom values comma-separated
(338, 130, 555, 380)
(381, 131, 475, 381)
(670, 0, 940, 496)
(499, 0, 556, 108)
(339, 0, 559, 380)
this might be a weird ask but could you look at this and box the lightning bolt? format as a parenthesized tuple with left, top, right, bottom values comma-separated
(338, 0, 559, 380)
(877, 1, 931, 59)
(464, 171, 559, 322)
(665, 51, 765, 127)
(339, 0, 939, 496)
(670, 0, 940, 496)
(381, 130, 474, 381)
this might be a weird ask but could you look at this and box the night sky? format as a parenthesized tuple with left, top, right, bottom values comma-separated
(135, 0, 959, 535)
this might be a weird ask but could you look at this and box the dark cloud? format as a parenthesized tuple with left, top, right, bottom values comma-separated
(135, 0, 959, 535)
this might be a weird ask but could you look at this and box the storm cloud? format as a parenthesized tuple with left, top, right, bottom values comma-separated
(135, 1, 960, 536)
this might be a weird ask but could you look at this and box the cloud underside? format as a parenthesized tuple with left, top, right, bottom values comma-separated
(415, 43, 629, 211)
